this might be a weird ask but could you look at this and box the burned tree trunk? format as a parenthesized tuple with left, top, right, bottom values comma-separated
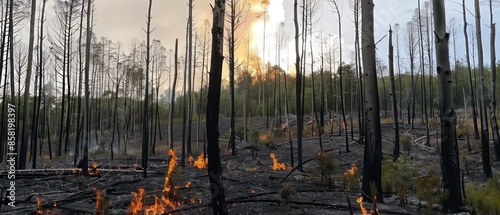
(474, 0, 492, 179)
(433, 0, 464, 212)
(169, 39, 179, 149)
(361, 0, 383, 202)
(206, 0, 228, 213)
(389, 26, 400, 161)
(142, 0, 153, 178)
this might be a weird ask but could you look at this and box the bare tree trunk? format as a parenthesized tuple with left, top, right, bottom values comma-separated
(417, 0, 430, 145)
(81, 0, 92, 176)
(474, 0, 493, 179)
(488, 0, 500, 161)
(332, 1, 349, 152)
(169, 39, 179, 149)
(361, 0, 383, 203)
(433, 0, 463, 212)
(19, 0, 37, 169)
(206, 0, 228, 213)
(462, 0, 479, 140)
(294, 0, 303, 171)
(141, 0, 153, 178)
(389, 26, 400, 161)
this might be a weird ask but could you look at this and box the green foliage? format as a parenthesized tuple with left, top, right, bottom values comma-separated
(416, 166, 448, 215)
(381, 156, 417, 205)
(314, 151, 338, 186)
(401, 133, 412, 155)
(234, 123, 245, 139)
(465, 174, 500, 215)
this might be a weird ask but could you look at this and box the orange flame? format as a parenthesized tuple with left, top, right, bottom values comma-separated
(36, 197, 42, 214)
(259, 133, 271, 142)
(188, 155, 194, 165)
(185, 181, 192, 188)
(357, 196, 368, 215)
(344, 163, 358, 176)
(161, 148, 182, 210)
(129, 188, 145, 215)
(193, 153, 208, 169)
(269, 153, 286, 170)
(145, 196, 165, 215)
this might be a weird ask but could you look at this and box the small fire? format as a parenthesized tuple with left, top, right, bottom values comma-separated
(89, 161, 100, 175)
(161, 148, 182, 210)
(269, 153, 286, 170)
(190, 197, 195, 204)
(259, 133, 271, 142)
(163, 148, 178, 194)
(145, 196, 165, 215)
(344, 163, 358, 176)
(185, 181, 192, 188)
(193, 153, 208, 169)
(129, 188, 145, 215)
(188, 155, 194, 165)
(36, 197, 42, 214)
(357, 196, 368, 215)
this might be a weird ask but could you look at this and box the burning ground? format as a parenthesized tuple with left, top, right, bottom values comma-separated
(0, 117, 493, 214)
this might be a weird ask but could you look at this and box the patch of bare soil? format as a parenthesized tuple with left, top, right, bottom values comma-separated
(0, 117, 489, 214)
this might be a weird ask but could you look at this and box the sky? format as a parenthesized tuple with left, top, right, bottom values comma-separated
(89, 0, 499, 73)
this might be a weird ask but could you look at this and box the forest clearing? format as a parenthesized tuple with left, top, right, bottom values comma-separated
(1, 116, 497, 214)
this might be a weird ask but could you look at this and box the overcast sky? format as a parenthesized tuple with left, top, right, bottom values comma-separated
(88, 0, 499, 75)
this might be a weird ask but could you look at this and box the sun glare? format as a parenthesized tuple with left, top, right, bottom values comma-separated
(250, 0, 285, 62)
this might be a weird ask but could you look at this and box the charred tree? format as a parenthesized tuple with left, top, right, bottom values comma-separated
(361, 0, 383, 203)
(206, 0, 228, 213)
(389, 26, 400, 161)
(474, 0, 492, 179)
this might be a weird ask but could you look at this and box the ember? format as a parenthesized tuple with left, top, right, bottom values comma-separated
(269, 153, 286, 170)
(36, 197, 42, 215)
(193, 152, 207, 169)
(185, 181, 192, 188)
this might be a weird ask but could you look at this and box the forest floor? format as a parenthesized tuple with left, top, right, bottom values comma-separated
(0, 116, 497, 214)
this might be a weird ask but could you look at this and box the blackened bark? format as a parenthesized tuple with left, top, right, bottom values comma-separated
(206, 0, 228, 213)
(389, 26, 400, 161)
(361, 0, 383, 203)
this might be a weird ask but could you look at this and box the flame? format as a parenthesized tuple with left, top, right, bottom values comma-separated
(357, 196, 368, 215)
(129, 188, 145, 215)
(161, 148, 182, 210)
(163, 148, 177, 194)
(198, 198, 203, 204)
(251, 188, 256, 193)
(36, 197, 42, 214)
(145, 196, 165, 215)
(185, 181, 192, 188)
(188, 155, 194, 165)
(269, 153, 286, 170)
(344, 163, 358, 176)
(259, 133, 271, 142)
(193, 153, 208, 169)
(190, 197, 195, 204)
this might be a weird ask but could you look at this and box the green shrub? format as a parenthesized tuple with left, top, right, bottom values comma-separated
(401, 133, 412, 155)
(315, 151, 338, 187)
(381, 156, 417, 205)
(416, 165, 448, 215)
(465, 174, 500, 215)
